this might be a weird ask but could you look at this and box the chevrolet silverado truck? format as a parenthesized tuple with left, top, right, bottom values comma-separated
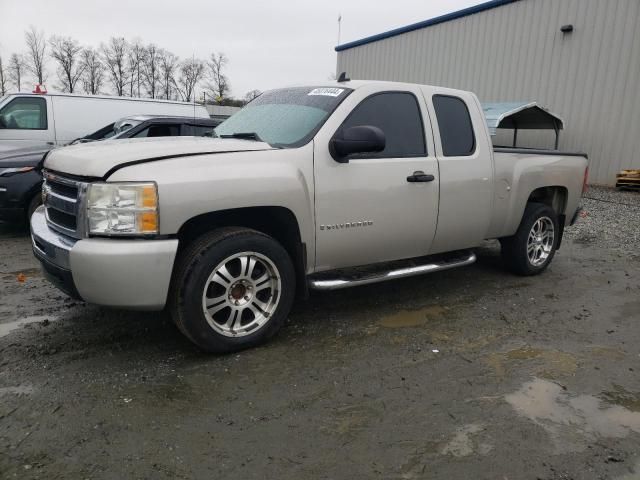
(30, 80, 588, 352)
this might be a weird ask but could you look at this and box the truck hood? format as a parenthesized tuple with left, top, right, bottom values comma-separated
(44, 136, 275, 178)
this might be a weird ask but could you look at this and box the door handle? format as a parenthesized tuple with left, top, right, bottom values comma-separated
(406, 171, 435, 183)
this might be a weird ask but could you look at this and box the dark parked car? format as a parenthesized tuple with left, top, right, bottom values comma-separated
(0, 115, 220, 224)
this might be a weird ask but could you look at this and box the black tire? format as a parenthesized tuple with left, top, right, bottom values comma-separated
(26, 193, 42, 222)
(169, 227, 296, 353)
(500, 202, 559, 276)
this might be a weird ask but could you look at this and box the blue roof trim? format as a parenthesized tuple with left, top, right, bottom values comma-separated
(335, 0, 520, 52)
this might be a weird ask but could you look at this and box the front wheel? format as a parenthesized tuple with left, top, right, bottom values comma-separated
(500, 202, 559, 276)
(169, 228, 296, 353)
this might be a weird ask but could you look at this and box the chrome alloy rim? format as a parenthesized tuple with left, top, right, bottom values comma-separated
(202, 252, 281, 337)
(527, 217, 555, 267)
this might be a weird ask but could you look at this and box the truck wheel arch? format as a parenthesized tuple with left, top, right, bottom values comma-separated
(524, 186, 568, 248)
(526, 186, 568, 216)
(175, 206, 308, 298)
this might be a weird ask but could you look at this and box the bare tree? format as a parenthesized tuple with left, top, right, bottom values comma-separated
(25, 26, 47, 84)
(0, 54, 7, 96)
(127, 39, 144, 97)
(141, 44, 161, 98)
(81, 47, 104, 95)
(9, 53, 25, 91)
(177, 58, 204, 102)
(159, 50, 179, 100)
(244, 89, 262, 103)
(101, 37, 128, 96)
(49, 36, 85, 93)
(207, 52, 230, 101)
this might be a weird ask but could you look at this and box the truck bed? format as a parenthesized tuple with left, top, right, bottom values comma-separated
(494, 147, 587, 158)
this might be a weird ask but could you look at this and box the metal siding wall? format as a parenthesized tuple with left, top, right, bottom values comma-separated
(337, 0, 640, 185)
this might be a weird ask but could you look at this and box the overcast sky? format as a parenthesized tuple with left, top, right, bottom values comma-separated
(1, 0, 481, 98)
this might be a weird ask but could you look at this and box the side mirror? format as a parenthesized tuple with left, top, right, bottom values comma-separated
(330, 125, 385, 162)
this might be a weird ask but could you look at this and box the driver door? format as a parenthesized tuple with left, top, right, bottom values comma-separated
(313, 87, 439, 271)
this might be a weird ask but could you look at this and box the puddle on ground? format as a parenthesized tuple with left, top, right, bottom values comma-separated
(601, 385, 640, 412)
(0, 385, 34, 396)
(486, 347, 577, 379)
(379, 305, 447, 328)
(400, 423, 493, 477)
(588, 346, 628, 360)
(505, 378, 640, 453)
(440, 423, 493, 458)
(320, 403, 383, 437)
(0, 315, 59, 339)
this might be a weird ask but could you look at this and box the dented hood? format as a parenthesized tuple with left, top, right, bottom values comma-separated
(44, 136, 274, 178)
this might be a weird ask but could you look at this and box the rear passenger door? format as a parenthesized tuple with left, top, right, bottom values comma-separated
(313, 86, 439, 271)
(425, 90, 493, 253)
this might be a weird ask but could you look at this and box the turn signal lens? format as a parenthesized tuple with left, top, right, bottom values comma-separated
(139, 211, 159, 233)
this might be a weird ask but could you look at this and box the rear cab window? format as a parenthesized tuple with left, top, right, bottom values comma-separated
(0, 97, 48, 130)
(432, 95, 476, 157)
(336, 91, 426, 158)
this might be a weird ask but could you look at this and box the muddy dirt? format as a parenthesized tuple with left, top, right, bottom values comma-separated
(1, 194, 640, 479)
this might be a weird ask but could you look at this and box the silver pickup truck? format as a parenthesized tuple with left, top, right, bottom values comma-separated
(31, 80, 588, 352)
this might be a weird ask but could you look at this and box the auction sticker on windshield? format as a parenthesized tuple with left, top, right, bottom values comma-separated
(308, 88, 345, 97)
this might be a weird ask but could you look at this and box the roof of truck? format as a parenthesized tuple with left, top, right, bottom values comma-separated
(285, 79, 472, 96)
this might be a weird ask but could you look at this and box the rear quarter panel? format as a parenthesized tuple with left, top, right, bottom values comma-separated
(488, 151, 587, 238)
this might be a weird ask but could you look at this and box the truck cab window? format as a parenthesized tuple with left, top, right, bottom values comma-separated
(337, 92, 426, 158)
(0, 97, 47, 130)
(191, 125, 215, 137)
(433, 95, 476, 156)
(133, 124, 180, 138)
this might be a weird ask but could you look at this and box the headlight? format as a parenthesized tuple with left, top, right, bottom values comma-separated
(0, 166, 34, 177)
(87, 182, 159, 236)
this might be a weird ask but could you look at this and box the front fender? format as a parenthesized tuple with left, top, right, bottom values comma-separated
(107, 143, 316, 265)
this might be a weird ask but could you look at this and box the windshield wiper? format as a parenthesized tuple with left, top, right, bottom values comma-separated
(219, 132, 263, 142)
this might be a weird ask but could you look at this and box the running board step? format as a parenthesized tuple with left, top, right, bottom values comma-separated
(308, 251, 476, 291)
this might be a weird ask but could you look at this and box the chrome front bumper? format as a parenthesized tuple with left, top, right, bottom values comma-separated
(31, 206, 179, 310)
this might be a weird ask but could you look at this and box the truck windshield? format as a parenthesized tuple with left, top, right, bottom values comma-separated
(215, 86, 352, 147)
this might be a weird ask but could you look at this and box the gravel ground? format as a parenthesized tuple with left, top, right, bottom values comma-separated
(567, 185, 640, 255)
(0, 187, 639, 480)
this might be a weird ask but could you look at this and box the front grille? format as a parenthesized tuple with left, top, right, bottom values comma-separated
(48, 180, 78, 200)
(47, 208, 77, 230)
(43, 171, 87, 238)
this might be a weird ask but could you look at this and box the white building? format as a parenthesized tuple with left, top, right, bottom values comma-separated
(336, 0, 640, 185)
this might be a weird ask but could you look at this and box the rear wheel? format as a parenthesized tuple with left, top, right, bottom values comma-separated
(500, 202, 559, 276)
(169, 227, 296, 353)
